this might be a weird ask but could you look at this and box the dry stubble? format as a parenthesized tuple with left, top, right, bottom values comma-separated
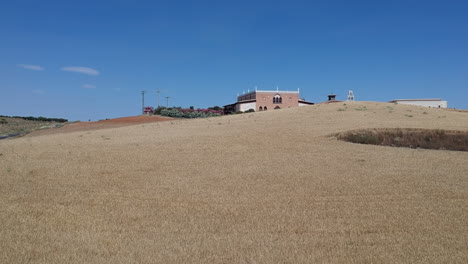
(1, 102, 468, 263)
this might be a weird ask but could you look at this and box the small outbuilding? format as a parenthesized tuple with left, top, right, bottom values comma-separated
(388, 99, 447, 108)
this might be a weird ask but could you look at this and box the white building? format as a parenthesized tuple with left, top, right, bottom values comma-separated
(388, 99, 448, 108)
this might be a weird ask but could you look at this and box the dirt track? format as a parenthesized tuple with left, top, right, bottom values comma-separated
(27, 115, 173, 137)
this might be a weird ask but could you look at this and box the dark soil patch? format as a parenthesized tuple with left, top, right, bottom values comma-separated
(336, 128, 468, 152)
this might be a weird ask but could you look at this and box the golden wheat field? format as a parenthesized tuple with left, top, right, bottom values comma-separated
(1, 101, 467, 263)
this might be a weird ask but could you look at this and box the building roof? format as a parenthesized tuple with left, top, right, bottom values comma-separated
(255, 89, 299, 94)
(223, 99, 256, 108)
(238, 89, 300, 97)
(298, 99, 314, 105)
(235, 99, 256, 104)
(317, 99, 342, 104)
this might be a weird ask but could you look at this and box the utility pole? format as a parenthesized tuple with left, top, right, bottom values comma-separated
(141, 90, 146, 114)
(156, 89, 161, 107)
(165, 96, 171, 107)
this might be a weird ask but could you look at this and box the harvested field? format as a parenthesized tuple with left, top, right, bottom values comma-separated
(1, 102, 468, 263)
(26, 115, 174, 137)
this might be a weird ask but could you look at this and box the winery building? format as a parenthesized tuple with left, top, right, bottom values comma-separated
(224, 89, 314, 114)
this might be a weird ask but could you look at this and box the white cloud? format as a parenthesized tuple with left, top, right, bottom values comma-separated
(82, 84, 96, 89)
(18, 64, 44, 71)
(62, 66, 100, 76)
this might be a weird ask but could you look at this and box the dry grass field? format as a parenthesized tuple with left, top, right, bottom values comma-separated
(1, 101, 467, 263)
(0, 117, 63, 137)
(26, 115, 173, 137)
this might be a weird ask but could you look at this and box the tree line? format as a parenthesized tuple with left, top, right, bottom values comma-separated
(0, 115, 68, 123)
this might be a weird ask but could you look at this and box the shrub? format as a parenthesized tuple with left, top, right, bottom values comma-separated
(153, 106, 166, 115)
(208, 106, 223, 111)
(160, 108, 184, 118)
(159, 107, 222, 118)
(1, 115, 67, 123)
(336, 128, 468, 152)
(345, 132, 379, 145)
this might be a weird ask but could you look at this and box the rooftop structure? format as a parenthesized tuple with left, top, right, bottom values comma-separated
(318, 94, 342, 104)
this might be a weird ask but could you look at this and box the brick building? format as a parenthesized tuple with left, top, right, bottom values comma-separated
(224, 89, 314, 114)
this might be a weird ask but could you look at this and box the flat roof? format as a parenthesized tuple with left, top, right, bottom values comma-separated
(236, 99, 256, 103)
(256, 90, 299, 94)
(238, 90, 299, 97)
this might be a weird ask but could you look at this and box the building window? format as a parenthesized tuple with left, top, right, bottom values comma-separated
(259, 106, 263, 111)
(273, 94, 282, 104)
(274, 106, 281, 110)
(264, 106, 267, 110)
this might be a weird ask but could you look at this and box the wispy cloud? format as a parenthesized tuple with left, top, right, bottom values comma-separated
(82, 84, 96, 89)
(18, 64, 44, 71)
(62, 66, 100, 76)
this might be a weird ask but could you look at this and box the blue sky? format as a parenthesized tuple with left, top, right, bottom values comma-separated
(1, 0, 467, 121)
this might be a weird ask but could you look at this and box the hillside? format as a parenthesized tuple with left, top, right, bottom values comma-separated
(0, 116, 65, 138)
(1, 101, 467, 263)
(26, 115, 173, 137)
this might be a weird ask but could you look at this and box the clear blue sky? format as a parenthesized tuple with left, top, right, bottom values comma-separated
(1, 0, 467, 121)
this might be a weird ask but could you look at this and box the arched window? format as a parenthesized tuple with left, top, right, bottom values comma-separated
(264, 106, 267, 110)
(274, 106, 281, 110)
(259, 106, 263, 111)
(273, 94, 282, 104)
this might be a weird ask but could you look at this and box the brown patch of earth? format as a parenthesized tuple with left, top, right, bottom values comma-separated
(27, 115, 173, 137)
